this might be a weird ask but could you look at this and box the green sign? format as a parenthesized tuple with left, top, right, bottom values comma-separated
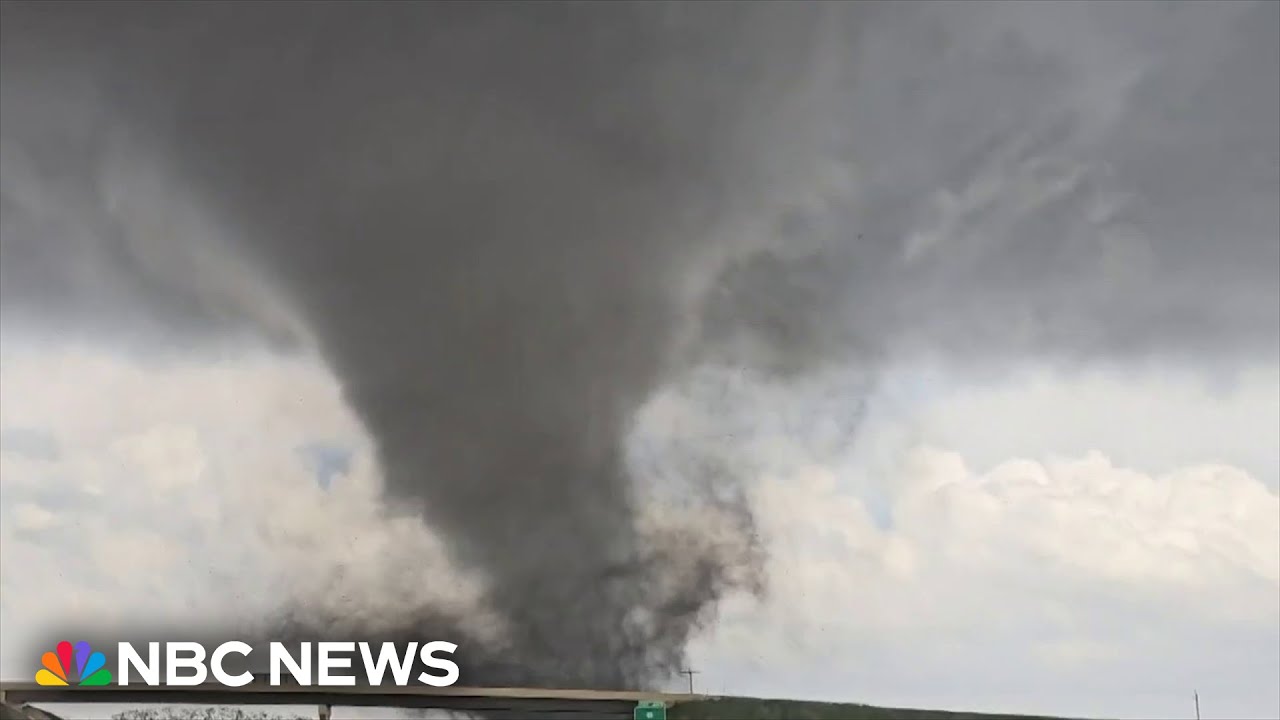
(634, 701, 667, 720)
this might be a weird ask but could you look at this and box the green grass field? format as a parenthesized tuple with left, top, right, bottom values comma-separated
(669, 698, 1077, 720)
(0, 698, 1084, 720)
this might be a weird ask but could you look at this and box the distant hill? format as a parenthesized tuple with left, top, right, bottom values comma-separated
(1, 697, 1084, 720)
(669, 698, 1080, 720)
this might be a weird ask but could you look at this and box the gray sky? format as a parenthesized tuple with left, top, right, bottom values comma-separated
(1, 1, 1277, 718)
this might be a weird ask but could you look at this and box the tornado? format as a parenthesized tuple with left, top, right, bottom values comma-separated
(1, 1, 859, 688)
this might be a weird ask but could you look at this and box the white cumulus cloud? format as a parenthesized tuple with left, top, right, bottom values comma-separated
(1, 344, 1277, 720)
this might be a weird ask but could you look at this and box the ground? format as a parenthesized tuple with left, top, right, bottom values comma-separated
(669, 698, 1075, 720)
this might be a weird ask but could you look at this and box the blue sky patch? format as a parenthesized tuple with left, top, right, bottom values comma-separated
(296, 442, 352, 491)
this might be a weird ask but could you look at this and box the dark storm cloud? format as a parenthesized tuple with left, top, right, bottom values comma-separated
(2, 0, 858, 689)
(700, 0, 1278, 373)
(2, 0, 1275, 692)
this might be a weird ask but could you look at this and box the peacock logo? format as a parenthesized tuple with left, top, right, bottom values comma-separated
(35, 641, 113, 686)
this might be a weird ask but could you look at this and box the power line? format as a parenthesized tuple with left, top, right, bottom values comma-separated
(679, 669, 700, 694)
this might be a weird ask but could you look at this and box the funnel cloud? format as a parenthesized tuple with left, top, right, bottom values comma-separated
(1, 1, 857, 689)
(2, 0, 1276, 694)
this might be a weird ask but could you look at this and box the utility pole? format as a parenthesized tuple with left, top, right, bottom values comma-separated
(679, 669, 700, 694)
(1194, 690, 1201, 720)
